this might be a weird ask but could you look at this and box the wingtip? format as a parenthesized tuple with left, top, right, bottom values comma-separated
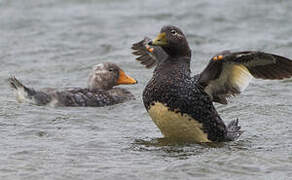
(131, 39, 146, 50)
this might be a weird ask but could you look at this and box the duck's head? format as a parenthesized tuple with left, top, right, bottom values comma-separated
(88, 62, 137, 91)
(150, 25, 191, 58)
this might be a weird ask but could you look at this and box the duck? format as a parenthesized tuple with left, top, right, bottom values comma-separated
(132, 25, 292, 143)
(8, 62, 137, 107)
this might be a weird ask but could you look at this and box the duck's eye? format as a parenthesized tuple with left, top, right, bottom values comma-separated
(170, 29, 177, 35)
(108, 68, 114, 72)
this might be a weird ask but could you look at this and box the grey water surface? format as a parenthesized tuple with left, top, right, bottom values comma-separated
(1, 0, 292, 179)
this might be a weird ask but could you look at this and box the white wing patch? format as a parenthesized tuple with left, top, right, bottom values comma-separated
(230, 64, 253, 91)
(204, 64, 253, 99)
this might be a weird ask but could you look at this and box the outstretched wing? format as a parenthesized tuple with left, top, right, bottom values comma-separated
(198, 51, 292, 104)
(131, 37, 168, 68)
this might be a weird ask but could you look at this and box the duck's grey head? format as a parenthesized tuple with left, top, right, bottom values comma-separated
(88, 62, 137, 91)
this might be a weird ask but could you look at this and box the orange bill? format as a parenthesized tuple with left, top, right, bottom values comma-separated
(117, 70, 137, 85)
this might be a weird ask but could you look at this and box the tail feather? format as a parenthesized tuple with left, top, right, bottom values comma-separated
(226, 119, 244, 141)
(8, 76, 36, 103)
(9, 76, 28, 90)
(8, 76, 52, 105)
(8, 77, 18, 89)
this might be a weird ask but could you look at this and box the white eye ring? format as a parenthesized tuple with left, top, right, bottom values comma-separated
(170, 29, 177, 35)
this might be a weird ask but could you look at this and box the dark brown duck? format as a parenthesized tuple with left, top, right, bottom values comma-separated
(132, 25, 292, 143)
(9, 62, 137, 107)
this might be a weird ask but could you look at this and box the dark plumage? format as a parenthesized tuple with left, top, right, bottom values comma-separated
(132, 25, 292, 143)
(8, 63, 137, 107)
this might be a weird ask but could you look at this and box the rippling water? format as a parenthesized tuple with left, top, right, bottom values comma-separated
(1, 0, 292, 179)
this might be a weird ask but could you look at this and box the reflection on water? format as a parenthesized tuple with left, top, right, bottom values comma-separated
(130, 137, 252, 158)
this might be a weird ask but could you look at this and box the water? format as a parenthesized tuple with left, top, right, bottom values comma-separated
(1, 0, 292, 179)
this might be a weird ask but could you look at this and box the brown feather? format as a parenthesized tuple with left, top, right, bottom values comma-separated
(131, 37, 168, 69)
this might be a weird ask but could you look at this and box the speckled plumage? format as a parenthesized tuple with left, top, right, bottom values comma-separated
(143, 57, 230, 142)
(132, 25, 292, 142)
(8, 63, 136, 107)
(45, 87, 134, 107)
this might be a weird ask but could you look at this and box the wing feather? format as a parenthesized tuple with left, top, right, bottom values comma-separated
(131, 37, 168, 68)
(198, 51, 292, 104)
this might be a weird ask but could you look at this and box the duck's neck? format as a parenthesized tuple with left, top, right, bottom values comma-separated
(164, 48, 192, 59)
(162, 41, 192, 59)
(88, 83, 114, 91)
(154, 56, 191, 77)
